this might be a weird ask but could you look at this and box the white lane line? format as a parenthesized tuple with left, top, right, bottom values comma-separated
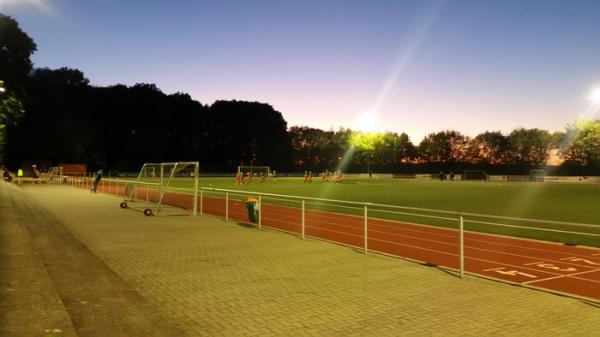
(522, 268, 600, 285)
(524, 261, 544, 266)
(559, 257, 600, 266)
(483, 267, 506, 272)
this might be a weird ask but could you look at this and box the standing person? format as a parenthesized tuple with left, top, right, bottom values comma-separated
(308, 171, 312, 183)
(17, 168, 23, 185)
(260, 172, 266, 184)
(1, 165, 11, 182)
(90, 170, 103, 193)
(304, 170, 308, 183)
(31, 165, 40, 184)
(272, 170, 277, 183)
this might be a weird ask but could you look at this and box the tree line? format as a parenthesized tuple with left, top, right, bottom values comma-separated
(2, 13, 599, 175)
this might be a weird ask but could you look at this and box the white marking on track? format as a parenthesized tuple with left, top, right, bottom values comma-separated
(522, 268, 600, 285)
(524, 261, 577, 272)
(484, 267, 506, 272)
(560, 257, 600, 266)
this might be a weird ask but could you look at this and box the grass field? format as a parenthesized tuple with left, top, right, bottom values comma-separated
(114, 176, 600, 247)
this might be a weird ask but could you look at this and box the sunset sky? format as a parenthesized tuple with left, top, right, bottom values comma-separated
(3, 0, 600, 141)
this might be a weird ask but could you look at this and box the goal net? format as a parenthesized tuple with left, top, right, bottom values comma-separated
(120, 162, 199, 216)
(529, 169, 545, 182)
(463, 170, 487, 181)
(237, 166, 270, 177)
(41, 166, 63, 184)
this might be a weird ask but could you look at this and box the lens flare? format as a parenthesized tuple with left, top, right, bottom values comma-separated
(0, 0, 56, 17)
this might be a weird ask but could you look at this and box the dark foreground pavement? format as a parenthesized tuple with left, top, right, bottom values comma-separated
(1, 181, 599, 336)
(0, 182, 186, 337)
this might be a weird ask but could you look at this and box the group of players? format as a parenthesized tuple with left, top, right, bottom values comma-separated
(319, 169, 343, 183)
(235, 169, 343, 185)
(235, 170, 277, 185)
(303, 170, 343, 183)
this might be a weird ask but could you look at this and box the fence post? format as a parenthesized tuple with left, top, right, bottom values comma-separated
(200, 189, 204, 215)
(225, 192, 229, 222)
(193, 165, 199, 216)
(364, 205, 368, 254)
(460, 215, 464, 279)
(258, 195, 262, 229)
(301, 199, 305, 239)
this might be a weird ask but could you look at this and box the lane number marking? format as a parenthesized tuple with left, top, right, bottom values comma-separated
(560, 257, 600, 266)
(483, 267, 537, 278)
(524, 261, 577, 272)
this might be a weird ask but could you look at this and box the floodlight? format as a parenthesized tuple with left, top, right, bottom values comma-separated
(589, 87, 600, 105)
(353, 111, 383, 133)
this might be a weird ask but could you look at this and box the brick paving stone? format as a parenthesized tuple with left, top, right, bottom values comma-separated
(7, 184, 600, 336)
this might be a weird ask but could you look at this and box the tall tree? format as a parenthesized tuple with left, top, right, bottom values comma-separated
(0, 13, 37, 93)
(0, 14, 36, 162)
(372, 132, 416, 167)
(418, 130, 468, 163)
(559, 120, 600, 165)
(467, 131, 508, 164)
(506, 128, 552, 165)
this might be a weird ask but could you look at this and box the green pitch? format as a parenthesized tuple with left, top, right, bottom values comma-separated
(126, 176, 600, 247)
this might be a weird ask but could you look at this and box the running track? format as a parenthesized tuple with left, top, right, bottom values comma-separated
(94, 183, 600, 302)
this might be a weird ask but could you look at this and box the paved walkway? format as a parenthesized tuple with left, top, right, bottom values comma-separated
(1, 182, 599, 336)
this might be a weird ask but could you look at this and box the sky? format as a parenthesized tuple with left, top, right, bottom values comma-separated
(2, 0, 600, 142)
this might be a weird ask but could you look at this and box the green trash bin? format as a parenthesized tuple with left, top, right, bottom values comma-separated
(245, 197, 259, 223)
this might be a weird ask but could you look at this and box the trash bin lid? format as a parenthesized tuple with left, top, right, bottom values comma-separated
(246, 197, 258, 202)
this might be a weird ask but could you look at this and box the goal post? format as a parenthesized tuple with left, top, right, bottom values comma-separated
(529, 169, 545, 182)
(41, 166, 63, 184)
(120, 161, 199, 216)
(463, 170, 487, 181)
(237, 166, 270, 177)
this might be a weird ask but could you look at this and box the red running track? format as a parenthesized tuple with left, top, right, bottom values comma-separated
(91, 183, 600, 302)
(201, 197, 600, 303)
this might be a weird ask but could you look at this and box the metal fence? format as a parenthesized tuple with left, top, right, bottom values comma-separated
(65, 176, 600, 279)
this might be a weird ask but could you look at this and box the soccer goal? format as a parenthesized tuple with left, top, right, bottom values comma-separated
(41, 166, 63, 184)
(463, 170, 487, 181)
(529, 169, 545, 182)
(237, 166, 270, 177)
(119, 162, 199, 216)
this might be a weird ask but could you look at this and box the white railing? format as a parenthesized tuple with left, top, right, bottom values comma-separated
(66, 177, 600, 278)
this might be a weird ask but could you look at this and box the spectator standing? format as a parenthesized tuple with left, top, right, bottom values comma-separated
(90, 170, 103, 193)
